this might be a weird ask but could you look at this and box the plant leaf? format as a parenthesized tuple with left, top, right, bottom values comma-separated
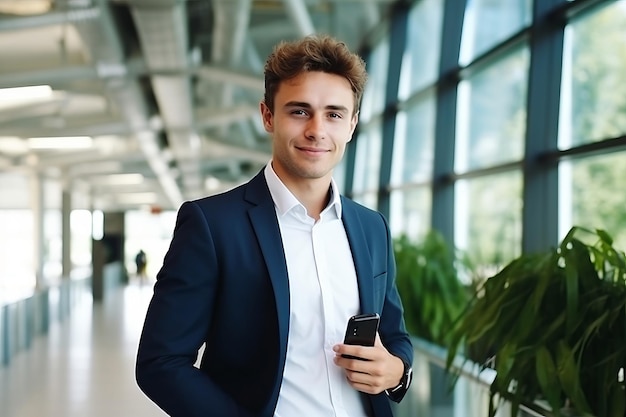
(535, 346, 562, 412)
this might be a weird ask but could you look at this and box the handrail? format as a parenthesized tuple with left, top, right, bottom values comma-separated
(410, 336, 551, 417)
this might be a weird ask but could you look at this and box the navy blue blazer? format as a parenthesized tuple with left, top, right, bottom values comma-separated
(136, 170, 413, 417)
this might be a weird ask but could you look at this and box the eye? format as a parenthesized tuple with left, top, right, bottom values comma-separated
(328, 112, 342, 119)
(291, 109, 308, 116)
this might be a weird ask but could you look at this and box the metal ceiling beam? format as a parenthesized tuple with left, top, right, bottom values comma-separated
(212, 0, 252, 65)
(282, 0, 315, 36)
(15, 147, 144, 169)
(0, 60, 265, 91)
(0, 7, 100, 31)
(0, 66, 98, 89)
(79, 0, 183, 207)
(130, 0, 204, 198)
(195, 65, 264, 92)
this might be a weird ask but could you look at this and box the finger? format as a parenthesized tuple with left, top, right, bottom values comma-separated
(346, 368, 372, 385)
(335, 344, 370, 361)
(335, 354, 369, 373)
(345, 371, 386, 395)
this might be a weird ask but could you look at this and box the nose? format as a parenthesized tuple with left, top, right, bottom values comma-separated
(305, 114, 325, 140)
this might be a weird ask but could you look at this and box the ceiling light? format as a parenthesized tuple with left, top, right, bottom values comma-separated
(93, 173, 144, 185)
(115, 192, 158, 204)
(0, 85, 52, 101)
(28, 136, 93, 150)
(0, 136, 29, 155)
(0, 1, 52, 15)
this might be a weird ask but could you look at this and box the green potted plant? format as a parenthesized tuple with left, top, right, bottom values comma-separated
(394, 230, 472, 413)
(445, 226, 626, 417)
(394, 230, 470, 348)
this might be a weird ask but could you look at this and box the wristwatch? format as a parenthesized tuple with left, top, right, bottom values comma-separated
(385, 359, 412, 402)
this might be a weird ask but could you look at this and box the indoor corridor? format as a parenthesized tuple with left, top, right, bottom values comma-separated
(0, 276, 492, 417)
(0, 281, 166, 417)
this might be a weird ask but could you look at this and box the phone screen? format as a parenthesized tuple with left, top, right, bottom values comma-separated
(342, 313, 380, 359)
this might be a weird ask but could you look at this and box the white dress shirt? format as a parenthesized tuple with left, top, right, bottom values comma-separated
(264, 163, 369, 417)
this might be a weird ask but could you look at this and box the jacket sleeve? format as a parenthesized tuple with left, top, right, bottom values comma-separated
(378, 212, 414, 377)
(135, 201, 253, 417)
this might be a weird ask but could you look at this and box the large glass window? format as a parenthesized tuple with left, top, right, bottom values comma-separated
(398, 0, 443, 99)
(359, 37, 389, 123)
(559, 1, 626, 148)
(391, 97, 436, 186)
(560, 153, 626, 250)
(389, 97, 436, 239)
(389, 187, 431, 241)
(455, 172, 523, 269)
(455, 47, 529, 172)
(350, 36, 390, 209)
(460, 0, 532, 65)
(351, 125, 382, 203)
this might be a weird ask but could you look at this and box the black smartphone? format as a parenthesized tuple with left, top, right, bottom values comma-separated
(342, 313, 380, 360)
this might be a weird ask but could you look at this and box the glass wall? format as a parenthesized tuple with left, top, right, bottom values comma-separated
(2, 0, 626, 307)
(348, 0, 626, 269)
(352, 36, 390, 209)
(459, 0, 532, 66)
(558, 1, 626, 248)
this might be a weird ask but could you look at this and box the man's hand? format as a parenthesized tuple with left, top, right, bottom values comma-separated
(332, 333, 404, 395)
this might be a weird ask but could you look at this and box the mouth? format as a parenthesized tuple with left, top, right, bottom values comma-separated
(296, 146, 329, 155)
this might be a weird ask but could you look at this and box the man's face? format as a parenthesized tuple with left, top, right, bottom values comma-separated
(260, 71, 358, 187)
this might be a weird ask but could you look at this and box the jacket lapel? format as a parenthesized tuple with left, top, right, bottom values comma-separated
(341, 197, 375, 314)
(244, 171, 290, 356)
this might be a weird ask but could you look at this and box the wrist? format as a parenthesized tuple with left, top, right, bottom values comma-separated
(385, 358, 412, 402)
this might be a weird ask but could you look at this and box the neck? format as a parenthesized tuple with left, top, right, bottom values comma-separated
(290, 180, 331, 220)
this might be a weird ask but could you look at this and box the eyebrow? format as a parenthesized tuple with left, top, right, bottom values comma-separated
(284, 101, 350, 114)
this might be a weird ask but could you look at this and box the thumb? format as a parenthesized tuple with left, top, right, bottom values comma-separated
(374, 332, 383, 347)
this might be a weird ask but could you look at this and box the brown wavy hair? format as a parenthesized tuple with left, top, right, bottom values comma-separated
(263, 35, 368, 115)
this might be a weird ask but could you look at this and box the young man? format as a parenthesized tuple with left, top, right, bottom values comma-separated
(136, 35, 413, 417)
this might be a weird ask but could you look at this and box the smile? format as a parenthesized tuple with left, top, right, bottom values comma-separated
(297, 146, 329, 153)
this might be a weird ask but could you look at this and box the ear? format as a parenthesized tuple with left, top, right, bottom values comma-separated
(260, 101, 274, 133)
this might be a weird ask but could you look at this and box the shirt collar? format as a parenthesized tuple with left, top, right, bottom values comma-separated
(264, 161, 342, 219)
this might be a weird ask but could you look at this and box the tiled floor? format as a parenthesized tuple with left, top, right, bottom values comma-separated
(0, 281, 167, 417)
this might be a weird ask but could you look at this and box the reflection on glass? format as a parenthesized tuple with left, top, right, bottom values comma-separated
(360, 37, 389, 123)
(455, 172, 522, 271)
(398, 0, 443, 99)
(456, 47, 529, 172)
(560, 153, 626, 250)
(352, 126, 382, 194)
(391, 96, 435, 186)
(459, 0, 532, 66)
(559, 1, 626, 148)
(389, 187, 431, 241)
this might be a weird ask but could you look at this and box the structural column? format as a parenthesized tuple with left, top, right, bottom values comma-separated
(30, 171, 45, 290)
(61, 177, 72, 279)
